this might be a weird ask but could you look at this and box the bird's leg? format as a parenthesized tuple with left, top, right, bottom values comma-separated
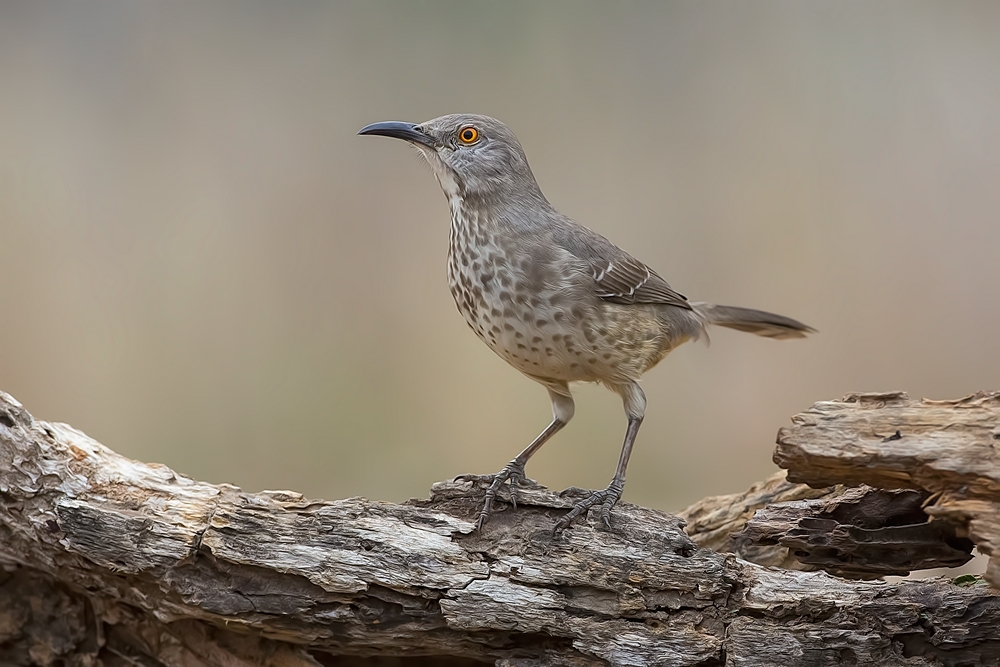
(554, 382, 646, 535)
(465, 420, 560, 528)
(457, 385, 574, 530)
(552, 417, 641, 533)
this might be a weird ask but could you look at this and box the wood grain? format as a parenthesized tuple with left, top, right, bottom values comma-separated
(2, 390, 998, 666)
(775, 391, 1000, 588)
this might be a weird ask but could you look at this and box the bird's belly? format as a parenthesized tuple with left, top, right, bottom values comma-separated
(448, 262, 657, 383)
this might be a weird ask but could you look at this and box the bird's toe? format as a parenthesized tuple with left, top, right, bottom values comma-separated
(553, 481, 624, 535)
(466, 460, 530, 530)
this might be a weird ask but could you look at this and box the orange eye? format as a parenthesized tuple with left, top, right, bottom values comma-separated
(458, 126, 479, 144)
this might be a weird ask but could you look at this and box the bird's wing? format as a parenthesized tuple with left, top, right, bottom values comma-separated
(553, 222, 692, 309)
(588, 253, 691, 307)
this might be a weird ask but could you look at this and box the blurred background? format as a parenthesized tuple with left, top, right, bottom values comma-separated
(1, 3, 998, 522)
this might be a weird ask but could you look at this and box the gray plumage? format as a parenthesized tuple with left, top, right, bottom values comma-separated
(359, 114, 814, 533)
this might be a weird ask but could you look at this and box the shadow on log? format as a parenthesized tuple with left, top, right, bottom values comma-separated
(1, 390, 999, 666)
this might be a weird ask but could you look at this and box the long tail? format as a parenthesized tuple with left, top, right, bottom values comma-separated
(692, 302, 815, 340)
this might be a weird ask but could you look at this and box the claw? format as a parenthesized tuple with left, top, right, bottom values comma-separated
(454, 473, 491, 484)
(552, 480, 624, 535)
(467, 460, 528, 530)
(600, 492, 619, 529)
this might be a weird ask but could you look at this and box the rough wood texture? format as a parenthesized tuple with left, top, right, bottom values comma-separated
(738, 486, 974, 578)
(677, 471, 835, 571)
(2, 390, 1000, 666)
(775, 391, 1000, 588)
(680, 475, 976, 580)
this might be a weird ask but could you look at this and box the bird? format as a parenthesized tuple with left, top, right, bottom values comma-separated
(359, 114, 813, 534)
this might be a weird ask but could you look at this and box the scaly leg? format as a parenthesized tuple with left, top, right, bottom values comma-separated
(457, 383, 574, 530)
(553, 381, 646, 534)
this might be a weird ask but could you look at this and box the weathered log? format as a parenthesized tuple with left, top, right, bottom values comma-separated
(774, 391, 1000, 588)
(2, 390, 999, 666)
(677, 470, 834, 571)
(738, 485, 974, 578)
(680, 474, 977, 580)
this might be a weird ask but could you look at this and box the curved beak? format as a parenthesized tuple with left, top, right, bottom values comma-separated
(358, 121, 435, 148)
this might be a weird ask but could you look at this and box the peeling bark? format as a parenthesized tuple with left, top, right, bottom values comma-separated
(774, 391, 1000, 587)
(2, 390, 999, 666)
(677, 470, 836, 571)
(738, 486, 973, 578)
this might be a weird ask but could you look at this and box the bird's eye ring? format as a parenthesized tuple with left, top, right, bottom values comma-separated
(458, 126, 480, 144)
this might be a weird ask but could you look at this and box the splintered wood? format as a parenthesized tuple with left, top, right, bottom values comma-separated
(776, 391, 1000, 495)
(1, 390, 999, 666)
(773, 391, 1000, 587)
(774, 392, 1000, 588)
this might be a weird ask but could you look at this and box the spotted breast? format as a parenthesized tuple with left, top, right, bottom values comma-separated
(446, 198, 657, 385)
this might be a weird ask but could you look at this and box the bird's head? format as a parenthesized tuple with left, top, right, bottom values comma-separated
(359, 114, 545, 207)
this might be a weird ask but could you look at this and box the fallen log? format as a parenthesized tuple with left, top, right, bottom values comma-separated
(773, 391, 1000, 587)
(1, 390, 998, 666)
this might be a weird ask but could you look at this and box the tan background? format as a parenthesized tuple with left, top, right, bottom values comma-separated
(1, 2, 998, 517)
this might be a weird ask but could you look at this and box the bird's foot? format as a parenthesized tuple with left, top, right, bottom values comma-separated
(455, 461, 532, 530)
(553, 479, 625, 535)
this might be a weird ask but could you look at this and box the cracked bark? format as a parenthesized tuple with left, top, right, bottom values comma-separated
(774, 391, 1000, 588)
(1, 389, 999, 667)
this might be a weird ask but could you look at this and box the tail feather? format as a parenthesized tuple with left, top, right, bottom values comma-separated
(693, 302, 815, 340)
